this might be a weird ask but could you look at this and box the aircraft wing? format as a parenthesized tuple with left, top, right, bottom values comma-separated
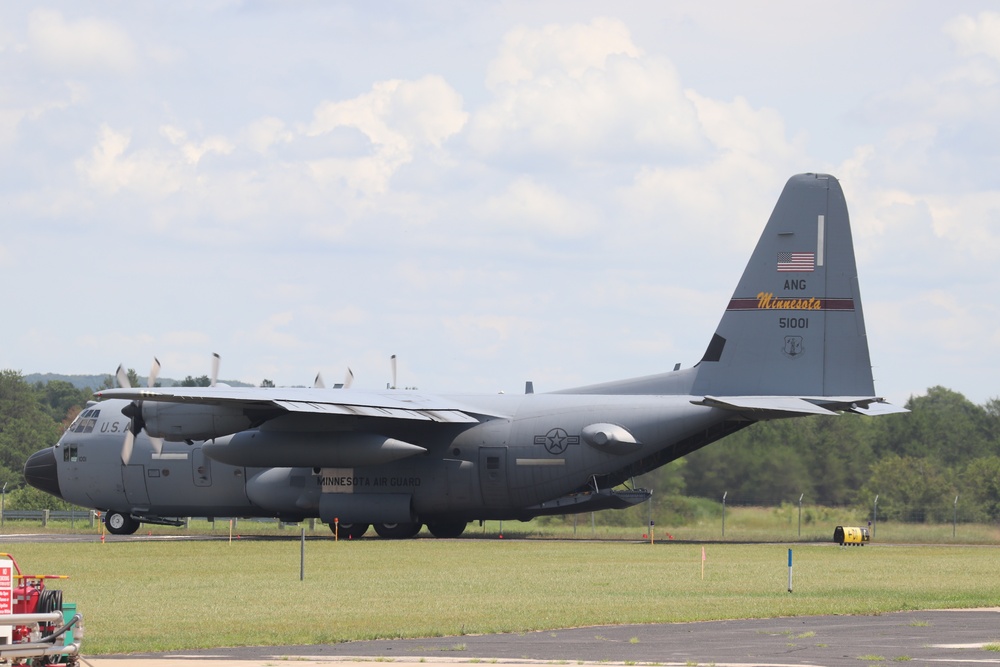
(694, 395, 908, 418)
(94, 386, 506, 424)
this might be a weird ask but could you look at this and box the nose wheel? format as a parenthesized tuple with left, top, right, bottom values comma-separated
(105, 511, 140, 535)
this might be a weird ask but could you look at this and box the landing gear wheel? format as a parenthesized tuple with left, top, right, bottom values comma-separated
(374, 522, 422, 539)
(426, 521, 467, 538)
(331, 522, 369, 539)
(105, 511, 140, 535)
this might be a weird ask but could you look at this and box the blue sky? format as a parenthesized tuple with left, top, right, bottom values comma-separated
(2, 2, 998, 405)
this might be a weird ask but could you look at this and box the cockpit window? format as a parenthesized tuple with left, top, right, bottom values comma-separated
(63, 444, 79, 462)
(69, 409, 100, 433)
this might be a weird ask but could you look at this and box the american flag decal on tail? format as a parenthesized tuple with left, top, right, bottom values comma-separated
(777, 251, 815, 272)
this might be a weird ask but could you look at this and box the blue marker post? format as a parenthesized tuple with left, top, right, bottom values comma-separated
(787, 548, 793, 593)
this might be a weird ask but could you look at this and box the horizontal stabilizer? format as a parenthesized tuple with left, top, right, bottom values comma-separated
(695, 395, 907, 418)
(695, 396, 838, 415)
(849, 401, 910, 416)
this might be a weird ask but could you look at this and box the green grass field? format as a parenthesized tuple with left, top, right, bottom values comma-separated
(7, 538, 1000, 654)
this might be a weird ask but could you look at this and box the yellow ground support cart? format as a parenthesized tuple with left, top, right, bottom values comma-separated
(833, 525, 870, 546)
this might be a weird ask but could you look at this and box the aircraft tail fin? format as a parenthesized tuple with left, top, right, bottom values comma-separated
(690, 173, 876, 399)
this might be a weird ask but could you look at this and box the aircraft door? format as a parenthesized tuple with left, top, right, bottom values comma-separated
(122, 465, 150, 506)
(478, 446, 509, 507)
(192, 447, 212, 487)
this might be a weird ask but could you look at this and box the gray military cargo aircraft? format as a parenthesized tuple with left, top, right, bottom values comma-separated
(24, 173, 905, 538)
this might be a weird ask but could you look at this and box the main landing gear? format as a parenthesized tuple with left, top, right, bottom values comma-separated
(373, 522, 423, 539)
(104, 511, 140, 535)
(326, 521, 469, 539)
(331, 522, 370, 539)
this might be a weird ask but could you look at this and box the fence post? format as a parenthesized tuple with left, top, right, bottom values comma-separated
(42, 509, 49, 527)
(798, 493, 803, 537)
(953, 495, 959, 538)
(722, 491, 727, 537)
(873, 494, 879, 539)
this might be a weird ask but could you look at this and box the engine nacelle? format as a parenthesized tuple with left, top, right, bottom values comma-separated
(202, 431, 426, 467)
(141, 402, 252, 441)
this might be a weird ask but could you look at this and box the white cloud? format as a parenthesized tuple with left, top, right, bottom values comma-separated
(76, 124, 183, 196)
(306, 76, 468, 195)
(486, 16, 640, 87)
(242, 117, 293, 154)
(239, 311, 303, 350)
(945, 11, 1000, 62)
(469, 18, 702, 161)
(685, 92, 802, 162)
(159, 124, 234, 165)
(481, 177, 599, 238)
(28, 9, 137, 74)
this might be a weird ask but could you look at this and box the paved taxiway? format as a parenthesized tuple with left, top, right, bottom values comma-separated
(88, 608, 1000, 667)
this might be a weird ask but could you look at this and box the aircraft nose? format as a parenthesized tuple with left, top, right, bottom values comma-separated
(23, 448, 63, 500)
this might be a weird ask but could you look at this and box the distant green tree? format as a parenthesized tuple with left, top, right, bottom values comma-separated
(180, 375, 212, 387)
(876, 387, 992, 464)
(0, 371, 63, 490)
(683, 419, 821, 504)
(260, 379, 275, 388)
(960, 456, 1000, 521)
(34, 379, 92, 424)
(859, 454, 956, 522)
(4, 482, 78, 511)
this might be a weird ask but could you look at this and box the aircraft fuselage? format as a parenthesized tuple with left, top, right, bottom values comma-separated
(29, 393, 728, 533)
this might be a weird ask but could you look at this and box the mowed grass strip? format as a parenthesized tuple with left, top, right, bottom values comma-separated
(11, 540, 1000, 654)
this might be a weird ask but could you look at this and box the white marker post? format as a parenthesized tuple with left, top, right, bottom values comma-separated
(300, 528, 306, 581)
(787, 548, 793, 593)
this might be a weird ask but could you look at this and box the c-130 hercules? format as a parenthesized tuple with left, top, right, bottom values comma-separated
(24, 173, 905, 538)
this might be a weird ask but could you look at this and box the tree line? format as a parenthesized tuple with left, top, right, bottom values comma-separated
(1, 369, 998, 522)
(637, 386, 1000, 523)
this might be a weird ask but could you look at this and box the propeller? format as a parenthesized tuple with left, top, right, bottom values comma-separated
(119, 358, 163, 465)
(210, 352, 220, 387)
(318, 367, 354, 388)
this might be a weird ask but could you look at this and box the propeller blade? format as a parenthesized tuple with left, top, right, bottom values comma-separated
(148, 357, 161, 388)
(121, 430, 134, 465)
(390, 355, 397, 390)
(115, 364, 131, 389)
(150, 436, 164, 457)
(343, 367, 354, 389)
(210, 353, 220, 387)
(314, 372, 325, 389)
